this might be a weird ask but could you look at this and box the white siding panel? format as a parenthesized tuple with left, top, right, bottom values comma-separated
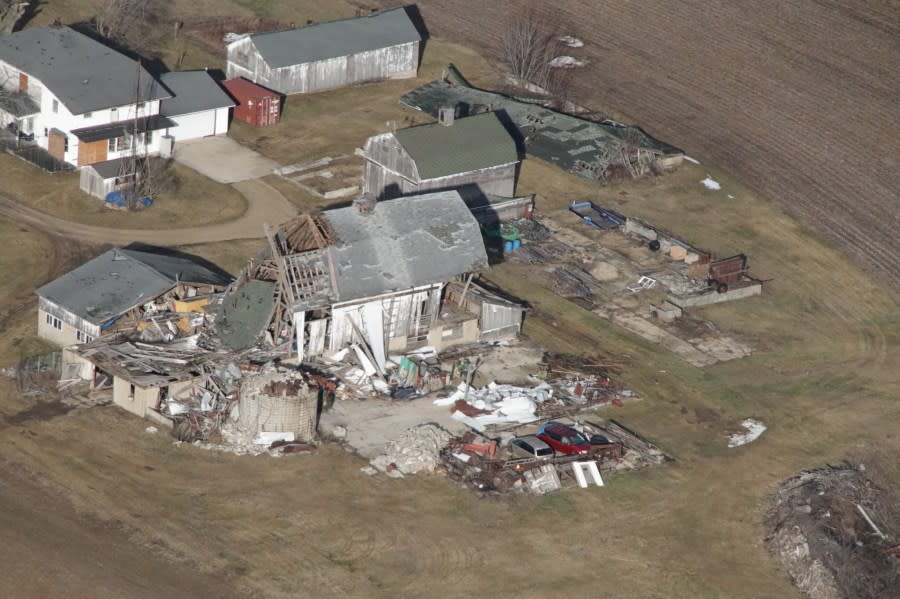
(167, 111, 216, 141)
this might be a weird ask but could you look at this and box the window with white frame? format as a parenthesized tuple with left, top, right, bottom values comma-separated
(144, 130, 153, 145)
(52, 99, 59, 113)
(109, 134, 132, 152)
(45, 313, 62, 330)
(76, 330, 93, 343)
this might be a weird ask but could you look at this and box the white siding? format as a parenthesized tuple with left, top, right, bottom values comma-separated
(228, 40, 419, 95)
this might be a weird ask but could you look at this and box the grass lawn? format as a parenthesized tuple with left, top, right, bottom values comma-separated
(0, 155, 247, 229)
(0, 3, 897, 598)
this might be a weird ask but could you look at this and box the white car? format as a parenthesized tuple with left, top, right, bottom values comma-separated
(510, 435, 554, 460)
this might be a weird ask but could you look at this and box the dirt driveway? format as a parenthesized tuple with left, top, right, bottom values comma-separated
(0, 178, 296, 245)
(174, 136, 279, 184)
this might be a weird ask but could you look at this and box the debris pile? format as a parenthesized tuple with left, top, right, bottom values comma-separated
(766, 465, 899, 599)
(436, 381, 550, 430)
(438, 419, 670, 495)
(369, 423, 454, 476)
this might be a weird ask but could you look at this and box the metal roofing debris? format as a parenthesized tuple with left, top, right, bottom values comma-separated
(401, 66, 682, 179)
(243, 7, 421, 69)
(317, 190, 489, 308)
(159, 71, 235, 117)
(393, 112, 519, 180)
(0, 26, 169, 115)
(75, 334, 209, 388)
(36, 249, 233, 326)
(210, 280, 276, 350)
(70, 114, 176, 142)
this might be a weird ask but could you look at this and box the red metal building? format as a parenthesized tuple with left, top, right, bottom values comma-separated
(221, 78, 281, 127)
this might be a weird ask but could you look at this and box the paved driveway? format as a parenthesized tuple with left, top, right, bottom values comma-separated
(173, 136, 279, 184)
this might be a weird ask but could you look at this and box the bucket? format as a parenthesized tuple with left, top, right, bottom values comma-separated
(503, 240, 514, 253)
(512, 239, 521, 250)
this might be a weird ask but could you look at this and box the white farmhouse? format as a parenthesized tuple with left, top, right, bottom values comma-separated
(0, 25, 171, 169)
(225, 7, 421, 95)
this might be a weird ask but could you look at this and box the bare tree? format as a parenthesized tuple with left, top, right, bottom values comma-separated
(94, 0, 167, 45)
(0, 1, 41, 35)
(500, 9, 557, 89)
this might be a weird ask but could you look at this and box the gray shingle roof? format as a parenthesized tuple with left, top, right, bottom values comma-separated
(0, 26, 169, 115)
(36, 249, 232, 326)
(159, 71, 235, 117)
(319, 190, 488, 306)
(393, 112, 519, 180)
(246, 7, 420, 69)
(86, 156, 130, 179)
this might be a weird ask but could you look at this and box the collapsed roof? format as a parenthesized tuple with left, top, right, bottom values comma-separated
(36, 249, 233, 326)
(265, 190, 489, 312)
(401, 66, 683, 179)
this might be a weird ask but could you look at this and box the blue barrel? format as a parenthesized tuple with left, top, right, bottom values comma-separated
(512, 239, 521, 250)
(503, 240, 514, 253)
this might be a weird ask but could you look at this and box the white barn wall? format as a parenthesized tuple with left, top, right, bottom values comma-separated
(227, 40, 419, 95)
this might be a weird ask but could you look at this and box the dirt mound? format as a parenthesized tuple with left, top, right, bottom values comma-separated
(765, 465, 899, 598)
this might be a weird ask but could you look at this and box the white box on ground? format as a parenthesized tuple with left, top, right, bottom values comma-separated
(572, 461, 604, 488)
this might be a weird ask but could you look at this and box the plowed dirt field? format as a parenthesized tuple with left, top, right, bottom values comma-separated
(387, 0, 900, 291)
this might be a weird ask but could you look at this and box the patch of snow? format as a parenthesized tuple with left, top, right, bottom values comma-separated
(701, 175, 721, 191)
(727, 194, 735, 200)
(728, 418, 767, 447)
(684, 155, 700, 164)
(144, 426, 158, 434)
(223, 32, 250, 44)
(559, 35, 584, 48)
(549, 56, 585, 69)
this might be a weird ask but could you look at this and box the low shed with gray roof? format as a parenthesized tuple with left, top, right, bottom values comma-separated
(225, 7, 421, 95)
(362, 111, 520, 202)
(159, 71, 235, 141)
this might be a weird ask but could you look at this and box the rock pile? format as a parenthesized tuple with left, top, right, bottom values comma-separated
(370, 423, 453, 475)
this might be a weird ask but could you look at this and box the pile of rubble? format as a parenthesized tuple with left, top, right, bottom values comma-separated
(368, 423, 453, 476)
(766, 465, 899, 599)
(438, 419, 670, 495)
(435, 381, 552, 430)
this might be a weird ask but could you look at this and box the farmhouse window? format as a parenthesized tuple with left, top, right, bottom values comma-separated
(109, 134, 132, 152)
(45, 313, 62, 330)
(52, 99, 59, 113)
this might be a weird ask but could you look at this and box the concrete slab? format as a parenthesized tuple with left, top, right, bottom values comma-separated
(173, 136, 279, 184)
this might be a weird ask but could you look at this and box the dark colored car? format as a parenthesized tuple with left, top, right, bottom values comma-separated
(536, 422, 591, 456)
